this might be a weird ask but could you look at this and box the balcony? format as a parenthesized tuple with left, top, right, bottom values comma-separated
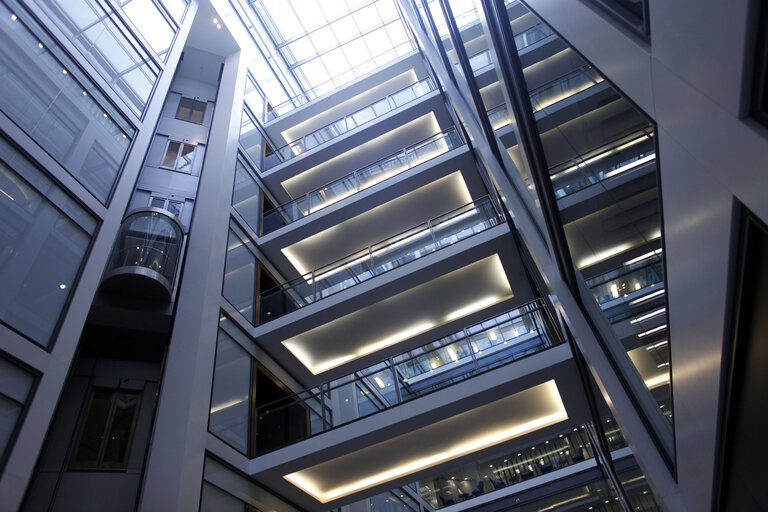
(551, 129, 656, 200)
(265, 78, 436, 169)
(261, 128, 464, 236)
(251, 299, 561, 454)
(258, 196, 503, 323)
(485, 65, 605, 132)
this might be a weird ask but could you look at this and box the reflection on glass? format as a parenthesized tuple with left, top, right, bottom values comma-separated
(505, 3, 673, 450)
(210, 329, 251, 454)
(71, 389, 140, 469)
(0, 136, 97, 346)
(0, 356, 35, 461)
(117, 0, 175, 59)
(36, 0, 160, 115)
(223, 228, 256, 323)
(0, 0, 135, 202)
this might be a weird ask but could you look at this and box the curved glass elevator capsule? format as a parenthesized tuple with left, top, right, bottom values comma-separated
(100, 208, 184, 301)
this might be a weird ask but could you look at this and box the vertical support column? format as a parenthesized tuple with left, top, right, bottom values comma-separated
(137, 45, 246, 512)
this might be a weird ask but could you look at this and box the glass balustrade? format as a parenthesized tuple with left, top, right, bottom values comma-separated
(485, 66, 604, 132)
(529, 65, 604, 112)
(421, 426, 601, 508)
(265, 78, 435, 168)
(261, 128, 463, 235)
(253, 299, 561, 454)
(258, 196, 502, 323)
(587, 253, 665, 324)
(514, 21, 553, 50)
(551, 130, 656, 198)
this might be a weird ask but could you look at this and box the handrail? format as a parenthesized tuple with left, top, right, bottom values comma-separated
(258, 196, 503, 322)
(265, 77, 436, 167)
(483, 64, 604, 131)
(261, 127, 464, 235)
(252, 299, 561, 453)
(549, 129, 656, 198)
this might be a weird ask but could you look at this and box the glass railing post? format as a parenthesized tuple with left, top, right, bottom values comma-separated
(390, 358, 402, 404)
(464, 328, 480, 371)
(320, 383, 330, 430)
(367, 245, 375, 276)
(426, 219, 438, 249)
(311, 270, 318, 302)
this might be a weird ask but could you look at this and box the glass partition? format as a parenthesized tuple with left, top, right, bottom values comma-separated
(0, 0, 135, 203)
(0, 136, 98, 347)
(0, 355, 36, 462)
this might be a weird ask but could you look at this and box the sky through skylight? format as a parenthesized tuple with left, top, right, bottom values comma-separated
(249, 0, 416, 99)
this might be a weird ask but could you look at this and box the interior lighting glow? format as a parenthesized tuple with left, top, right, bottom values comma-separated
(629, 289, 665, 305)
(445, 295, 502, 322)
(637, 324, 667, 338)
(602, 154, 656, 179)
(283, 382, 567, 503)
(623, 249, 662, 266)
(645, 340, 668, 351)
(578, 243, 633, 269)
(447, 347, 459, 362)
(210, 396, 248, 414)
(374, 376, 386, 389)
(629, 308, 666, 324)
(644, 373, 670, 389)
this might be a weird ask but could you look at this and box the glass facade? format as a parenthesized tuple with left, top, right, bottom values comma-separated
(0, 355, 35, 467)
(0, 135, 97, 347)
(36, 0, 162, 116)
(0, 0, 135, 203)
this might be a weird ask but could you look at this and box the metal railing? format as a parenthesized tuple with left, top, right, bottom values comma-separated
(265, 77, 436, 168)
(550, 129, 656, 198)
(261, 128, 464, 235)
(466, 24, 553, 76)
(258, 196, 503, 323)
(485, 65, 604, 132)
(587, 253, 665, 324)
(253, 299, 561, 454)
(529, 64, 604, 112)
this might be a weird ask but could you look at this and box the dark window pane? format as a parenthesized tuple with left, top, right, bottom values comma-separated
(163, 141, 181, 168)
(71, 390, 112, 468)
(102, 393, 139, 468)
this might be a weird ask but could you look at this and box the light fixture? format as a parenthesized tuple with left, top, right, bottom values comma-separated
(59, 284, 67, 290)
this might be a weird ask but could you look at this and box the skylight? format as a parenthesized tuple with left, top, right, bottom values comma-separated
(249, 0, 416, 98)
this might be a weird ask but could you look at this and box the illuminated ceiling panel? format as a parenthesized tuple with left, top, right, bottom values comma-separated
(282, 253, 513, 375)
(284, 380, 567, 502)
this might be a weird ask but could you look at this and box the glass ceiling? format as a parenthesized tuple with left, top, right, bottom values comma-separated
(249, 0, 416, 99)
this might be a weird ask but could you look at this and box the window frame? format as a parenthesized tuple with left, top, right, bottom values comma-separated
(160, 138, 198, 174)
(68, 387, 142, 471)
(175, 96, 208, 124)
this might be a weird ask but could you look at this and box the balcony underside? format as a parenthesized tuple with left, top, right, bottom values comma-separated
(244, 346, 586, 511)
(248, 223, 536, 385)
